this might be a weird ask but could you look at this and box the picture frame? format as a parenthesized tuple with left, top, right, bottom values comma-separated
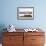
(17, 7, 34, 20)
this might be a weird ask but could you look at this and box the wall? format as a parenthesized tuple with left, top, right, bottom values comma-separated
(0, 0, 46, 44)
(0, 0, 46, 28)
(0, 0, 46, 29)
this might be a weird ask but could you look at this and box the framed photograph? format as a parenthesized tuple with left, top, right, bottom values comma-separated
(17, 7, 34, 20)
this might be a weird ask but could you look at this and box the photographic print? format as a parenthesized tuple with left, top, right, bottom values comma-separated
(17, 7, 34, 20)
